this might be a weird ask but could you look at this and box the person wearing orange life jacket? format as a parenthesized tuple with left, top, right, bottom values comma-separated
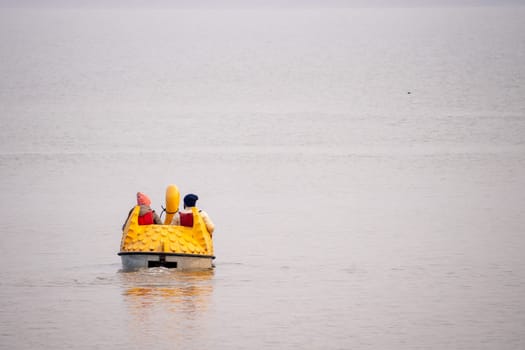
(122, 192, 162, 230)
(170, 193, 215, 235)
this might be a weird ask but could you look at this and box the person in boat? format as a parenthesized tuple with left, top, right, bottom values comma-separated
(170, 193, 215, 235)
(122, 192, 162, 230)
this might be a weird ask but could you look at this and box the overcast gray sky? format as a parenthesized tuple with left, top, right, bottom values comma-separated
(1, 0, 525, 8)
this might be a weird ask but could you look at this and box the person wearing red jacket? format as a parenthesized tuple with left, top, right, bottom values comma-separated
(170, 193, 215, 236)
(122, 192, 162, 230)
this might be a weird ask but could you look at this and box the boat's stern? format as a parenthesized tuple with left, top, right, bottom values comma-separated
(119, 206, 214, 270)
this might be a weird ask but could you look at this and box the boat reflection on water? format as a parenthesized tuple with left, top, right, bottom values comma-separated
(121, 268, 214, 310)
(119, 267, 215, 342)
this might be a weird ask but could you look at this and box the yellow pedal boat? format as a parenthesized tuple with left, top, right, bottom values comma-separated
(118, 184, 215, 270)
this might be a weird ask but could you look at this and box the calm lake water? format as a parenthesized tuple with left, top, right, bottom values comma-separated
(1, 5, 525, 349)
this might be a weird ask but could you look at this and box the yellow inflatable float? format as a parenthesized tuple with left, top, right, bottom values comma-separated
(118, 184, 214, 270)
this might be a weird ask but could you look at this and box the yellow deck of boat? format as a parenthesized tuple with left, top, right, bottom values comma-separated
(119, 185, 214, 257)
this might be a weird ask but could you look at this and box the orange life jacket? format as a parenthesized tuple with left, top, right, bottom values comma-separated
(179, 211, 194, 227)
(138, 211, 154, 225)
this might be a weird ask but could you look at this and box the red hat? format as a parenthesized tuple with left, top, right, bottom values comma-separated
(136, 192, 151, 206)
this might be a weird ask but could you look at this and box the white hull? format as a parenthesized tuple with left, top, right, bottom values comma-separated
(119, 253, 214, 271)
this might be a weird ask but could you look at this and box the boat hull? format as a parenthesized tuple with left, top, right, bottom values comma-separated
(119, 252, 214, 271)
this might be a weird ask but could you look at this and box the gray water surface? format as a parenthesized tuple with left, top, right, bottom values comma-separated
(1, 6, 524, 349)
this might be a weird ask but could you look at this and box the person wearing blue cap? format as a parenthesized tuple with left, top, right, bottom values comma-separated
(170, 193, 215, 235)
